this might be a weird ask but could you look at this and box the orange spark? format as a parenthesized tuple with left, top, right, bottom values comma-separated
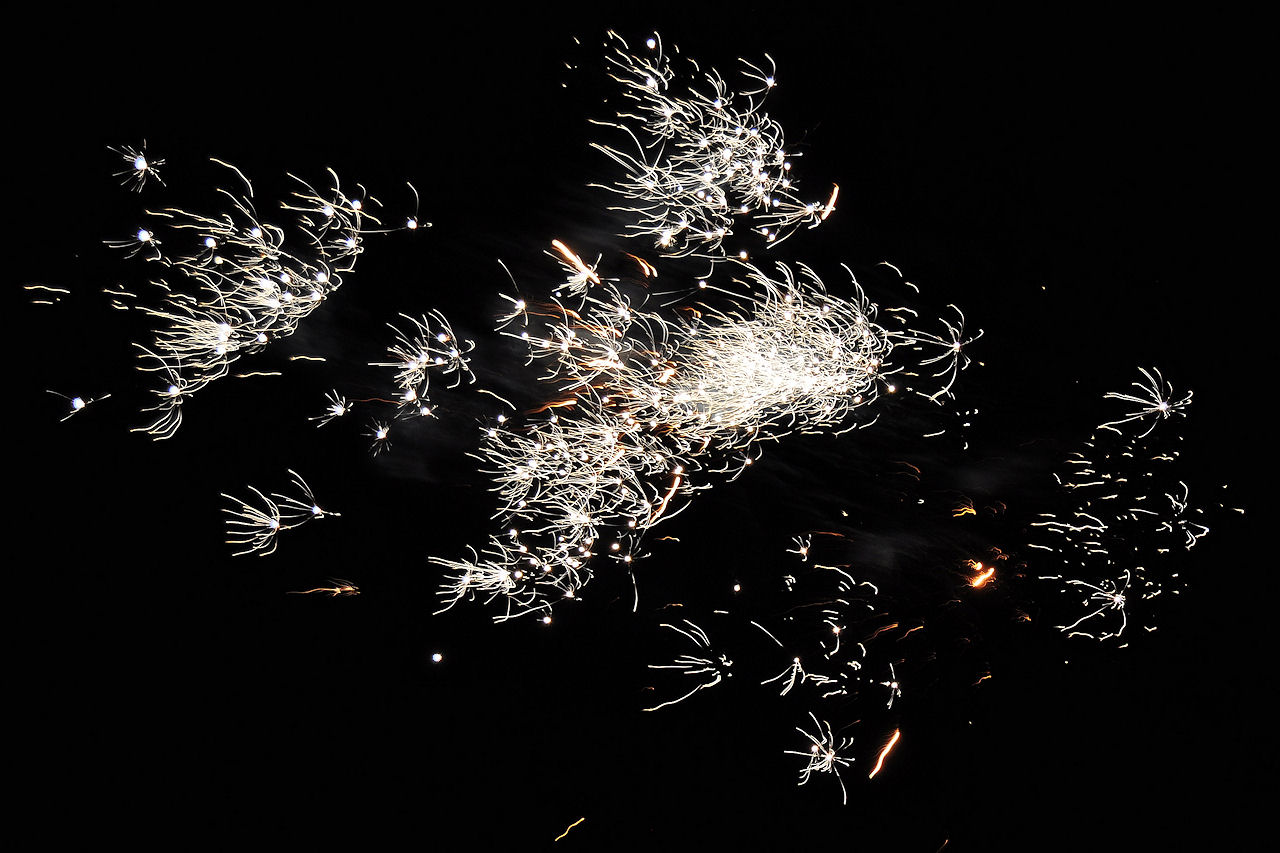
(968, 561, 995, 588)
(287, 579, 359, 597)
(625, 252, 656, 278)
(526, 398, 580, 414)
(953, 499, 976, 518)
(550, 239, 600, 285)
(554, 817, 585, 842)
(820, 184, 839, 221)
(868, 729, 901, 779)
(649, 473, 683, 524)
(866, 622, 899, 641)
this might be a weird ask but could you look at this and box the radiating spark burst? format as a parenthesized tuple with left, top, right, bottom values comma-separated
(1098, 367, 1192, 438)
(879, 662, 902, 709)
(784, 713, 855, 803)
(590, 31, 837, 260)
(110, 142, 165, 192)
(369, 310, 476, 422)
(39, 33, 1232, 813)
(1052, 570, 1131, 641)
(221, 470, 337, 557)
(1032, 367, 1212, 641)
(430, 254, 972, 622)
(366, 420, 392, 455)
(310, 390, 351, 426)
(102, 158, 410, 439)
(644, 619, 732, 711)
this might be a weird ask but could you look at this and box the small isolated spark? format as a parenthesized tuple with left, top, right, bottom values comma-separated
(47, 389, 111, 423)
(287, 579, 359, 597)
(367, 421, 392, 455)
(968, 560, 995, 588)
(110, 142, 165, 192)
(868, 728, 901, 779)
(310, 390, 351, 426)
(553, 817, 586, 842)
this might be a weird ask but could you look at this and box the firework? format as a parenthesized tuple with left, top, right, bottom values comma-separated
(221, 470, 336, 557)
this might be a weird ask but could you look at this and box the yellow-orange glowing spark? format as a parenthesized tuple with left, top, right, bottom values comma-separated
(867, 622, 899, 641)
(287, 580, 359, 597)
(526, 397, 581, 414)
(820, 184, 839, 220)
(625, 252, 657, 278)
(894, 461, 921, 479)
(953, 498, 976, 518)
(968, 561, 995, 588)
(554, 817, 585, 842)
(868, 728, 901, 779)
(649, 472, 683, 523)
(550, 239, 601, 285)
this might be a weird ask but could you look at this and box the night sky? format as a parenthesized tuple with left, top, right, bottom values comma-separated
(13, 7, 1265, 849)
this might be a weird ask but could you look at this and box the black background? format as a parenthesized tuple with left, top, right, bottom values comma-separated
(11, 7, 1265, 850)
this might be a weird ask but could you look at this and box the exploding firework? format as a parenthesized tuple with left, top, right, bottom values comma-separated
(18, 18, 1250, 849)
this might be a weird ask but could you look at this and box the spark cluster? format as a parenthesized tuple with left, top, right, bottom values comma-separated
(591, 32, 837, 259)
(784, 713, 856, 804)
(1032, 367, 1209, 640)
(32, 29, 1235, 814)
(108, 160, 391, 439)
(432, 252, 972, 621)
(222, 469, 338, 557)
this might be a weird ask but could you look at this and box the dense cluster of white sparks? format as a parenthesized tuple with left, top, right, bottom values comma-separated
(35, 27, 1237, 811)
(591, 32, 836, 259)
(432, 254, 971, 620)
(108, 161, 392, 439)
